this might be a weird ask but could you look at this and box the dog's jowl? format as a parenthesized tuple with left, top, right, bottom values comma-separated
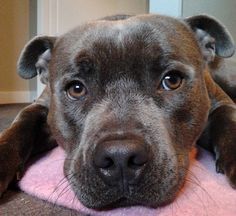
(0, 14, 236, 209)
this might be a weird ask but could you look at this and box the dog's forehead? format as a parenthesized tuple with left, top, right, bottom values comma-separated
(60, 15, 197, 52)
(52, 15, 202, 77)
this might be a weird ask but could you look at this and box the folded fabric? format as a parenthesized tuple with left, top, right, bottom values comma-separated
(19, 146, 236, 216)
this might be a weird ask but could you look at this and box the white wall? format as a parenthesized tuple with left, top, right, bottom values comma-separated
(182, 0, 236, 62)
(149, 0, 182, 17)
(37, 0, 148, 96)
(150, 0, 236, 44)
(149, 0, 236, 63)
(56, 0, 148, 34)
(182, 0, 236, 42)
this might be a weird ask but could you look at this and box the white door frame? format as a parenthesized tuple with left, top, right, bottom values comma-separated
(37, 0, 59, 97)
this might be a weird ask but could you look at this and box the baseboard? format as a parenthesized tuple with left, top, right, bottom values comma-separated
(0, 91, 36, 104)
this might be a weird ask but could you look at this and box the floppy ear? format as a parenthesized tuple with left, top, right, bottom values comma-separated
(185, 15, 235, 62)
(17, 36, 57, 84)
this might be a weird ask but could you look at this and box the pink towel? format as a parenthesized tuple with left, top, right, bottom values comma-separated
(19, 147, 236, 216)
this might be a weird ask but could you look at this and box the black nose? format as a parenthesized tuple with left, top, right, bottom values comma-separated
(93, 138, 150, 189)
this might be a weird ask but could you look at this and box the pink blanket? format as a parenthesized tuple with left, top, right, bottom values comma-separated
(19, 147, 236, 216)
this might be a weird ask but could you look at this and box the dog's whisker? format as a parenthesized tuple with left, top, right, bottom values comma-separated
(52, 185, 72, 210)
(184, 166, 217, 204)
(50, 173, 77, 210)
(179, 179, 210, 216)
(71, 187, 79, 215)
(184, 173, 218, 214)
(47, 172, 74, 202)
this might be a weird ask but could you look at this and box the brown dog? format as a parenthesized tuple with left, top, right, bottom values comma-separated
(0, 14, 236, 209)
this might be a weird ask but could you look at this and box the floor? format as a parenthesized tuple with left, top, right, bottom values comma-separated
(0, 104, 82, 215)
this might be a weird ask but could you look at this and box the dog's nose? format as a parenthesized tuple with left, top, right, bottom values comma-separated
(93, 139, 149, 188)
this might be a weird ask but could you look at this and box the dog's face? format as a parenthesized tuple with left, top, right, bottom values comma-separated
(48, 15, 211, 208)
(17, 14, 234, 208)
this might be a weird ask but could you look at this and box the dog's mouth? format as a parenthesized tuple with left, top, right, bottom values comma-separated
(92, 196, 157, 210)
(88, 194, 175, 210)
(69, 174, 179, 210)
(64, 129, 191, 210)
(96, 197, 139, 210)
(66, 147, 189, 210)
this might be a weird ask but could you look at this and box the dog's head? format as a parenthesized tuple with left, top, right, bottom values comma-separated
(17, 14, 234, 208)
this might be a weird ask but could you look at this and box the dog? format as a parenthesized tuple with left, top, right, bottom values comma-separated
(0, 14, 236, 209)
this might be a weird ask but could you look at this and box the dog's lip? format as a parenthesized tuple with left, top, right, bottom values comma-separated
(93, 194, 163, 210)
(94, 197, 144, 210)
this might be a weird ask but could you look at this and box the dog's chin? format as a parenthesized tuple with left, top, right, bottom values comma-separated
(82, 197, 149, 210)
(69, 169, 184, 210)
(92, 197, 142, 210)
(97, 199, 171, 210)
(80, 195, 175, 210)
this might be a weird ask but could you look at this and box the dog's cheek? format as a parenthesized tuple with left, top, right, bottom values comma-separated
(126, 146, 189, 206)
(130, 99, 190, 205)
(64, 103, 124, 207)
(64, 152, 122, 208)
(170, 91, 210, 150)
(48, 95, 88, 153)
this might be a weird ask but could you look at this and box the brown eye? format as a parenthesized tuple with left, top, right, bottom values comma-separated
(66, 81, 86, 100)
(161, 71, 183, 90)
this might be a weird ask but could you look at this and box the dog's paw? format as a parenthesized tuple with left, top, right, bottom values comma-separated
(0, 137, 22, 197)
(216, 155, 236, 188)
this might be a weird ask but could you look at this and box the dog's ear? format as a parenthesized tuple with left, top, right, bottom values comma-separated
(185, 15, 235, 62)
(17, 36, 57, 84)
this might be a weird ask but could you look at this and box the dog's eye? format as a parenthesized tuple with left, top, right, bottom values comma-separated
(66, 81, 87, 100)
(161, 71, 183, 90)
